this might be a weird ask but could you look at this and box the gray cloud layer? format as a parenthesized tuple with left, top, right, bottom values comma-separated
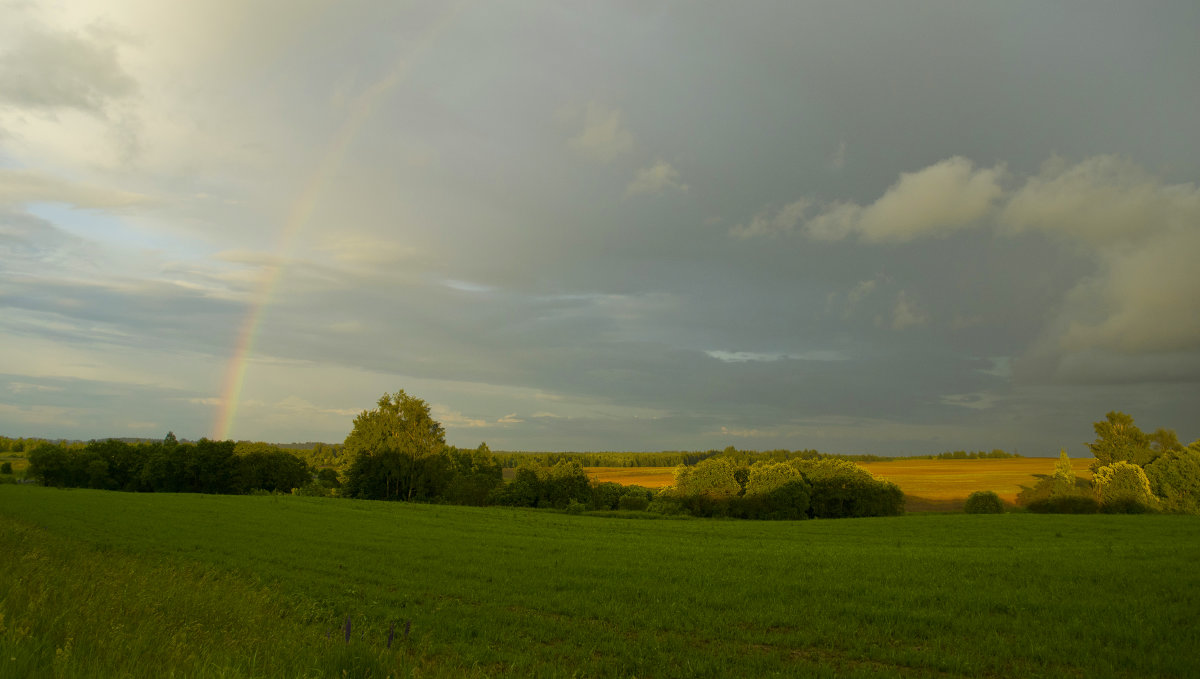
(1, 2, 1197, 451)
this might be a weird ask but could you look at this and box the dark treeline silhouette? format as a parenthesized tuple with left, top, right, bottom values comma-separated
(490, 447, 1018, 468)
(24, 434, 315, 495)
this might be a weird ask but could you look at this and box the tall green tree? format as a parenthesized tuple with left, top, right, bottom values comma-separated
(342, 390, 449, 501)
(1087, 411, 1185, 472)
(1088, 412, 1147, 470)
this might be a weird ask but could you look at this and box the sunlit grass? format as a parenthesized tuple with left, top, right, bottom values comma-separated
(1, 485, 1197, 677)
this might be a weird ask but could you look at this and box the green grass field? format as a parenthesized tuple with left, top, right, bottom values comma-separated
(2, 486, 1198, 678)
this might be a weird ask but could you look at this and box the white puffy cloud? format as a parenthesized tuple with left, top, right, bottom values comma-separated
(626, 160, 689, 196)
(729, 199, 810, 239)
(804, 157, 1005, 242)
(568, 103, 634, 162)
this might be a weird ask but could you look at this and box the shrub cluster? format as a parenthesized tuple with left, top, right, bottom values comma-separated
(1017, 414, 1200, 515)
(963, 491, 1005, 514)
(486, 461, 656, 512)
(646, 456, 903, 520)
(1025, 495, 1100, 514)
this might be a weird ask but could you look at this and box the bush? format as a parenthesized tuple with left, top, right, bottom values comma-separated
(1093, 461, 1157, 511)
(963, 490, 1004, 514)
(673, 458, 742, 499)
(1100, 497, 1157, 514)
(739, 462, 812, 520)
(0, 462, 12, 474)
(617, 494, 649, 511)
(647, 492, 686, 516)
(293, 481, 330, 497)
(1025, 494, 1101, 514)
(591, 482, 625, 510)
(793, 460, 904, 518)
(564, 499, 586, 514)
(1145, 446, 1200, 514)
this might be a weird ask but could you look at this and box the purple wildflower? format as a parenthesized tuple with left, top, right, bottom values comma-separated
(404, 619, 411, 641)
(387, 621, 396, 649)
(344, 615, 351, 644)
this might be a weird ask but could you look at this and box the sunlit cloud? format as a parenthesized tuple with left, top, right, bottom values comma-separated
(804, 157, 1005, 243)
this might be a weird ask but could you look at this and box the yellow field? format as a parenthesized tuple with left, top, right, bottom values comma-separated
(584, 467, 678, 488)
(860, 458, 1093, 512)
(585, 457, 1095, 513)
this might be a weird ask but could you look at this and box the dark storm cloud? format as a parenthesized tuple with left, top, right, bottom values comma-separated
(1, 2, 1197, 450)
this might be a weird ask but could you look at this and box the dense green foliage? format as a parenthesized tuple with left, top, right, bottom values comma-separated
(23, 435, 311, 494)
(656, 456, 902, 520)
(2, 486, 1198, 678)
(489, 460, 592, 509)
(339, 392, 503, 504)
(1025, 494, 1101, 514)
(1087, 411, 1184, 470)
(1145, 443, 1200, 514)
(1017, 413, 1200, 515)
(963, 490, 1005, 514)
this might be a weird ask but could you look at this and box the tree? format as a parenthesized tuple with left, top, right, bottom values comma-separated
(1087, 411, 1166, 470)
(1144, 443, 1200, 514)
(1093, 461, 1156, 512)
(674, 457, 742, 499)
(26, 442, 76, 487)
(342, 391, 448, 501)
(1052, 449, 1077, 495)
(444, 443, 502, 506)
(539, 460, 592, 509)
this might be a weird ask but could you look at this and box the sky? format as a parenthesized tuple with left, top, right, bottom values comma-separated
(2, 1, 1198, 454)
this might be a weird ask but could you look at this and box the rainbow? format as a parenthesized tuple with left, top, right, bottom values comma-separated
(210, 6, 461, 440)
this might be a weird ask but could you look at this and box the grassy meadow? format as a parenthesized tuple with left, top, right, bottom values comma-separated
(585, 457, 1096, 512)
(2, 486, 1198, 678)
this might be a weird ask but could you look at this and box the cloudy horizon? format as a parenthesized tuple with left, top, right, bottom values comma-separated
(2, 2, 1198, 454)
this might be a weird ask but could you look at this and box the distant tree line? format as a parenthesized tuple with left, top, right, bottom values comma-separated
(489, 447, 1018, 469)
(23, 434, 322, 495)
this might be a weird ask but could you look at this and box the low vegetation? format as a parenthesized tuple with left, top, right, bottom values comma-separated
(1016, 414, 1200, 514)
(963, 490, 1005, 514)
(2, 486, 1198, 678)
